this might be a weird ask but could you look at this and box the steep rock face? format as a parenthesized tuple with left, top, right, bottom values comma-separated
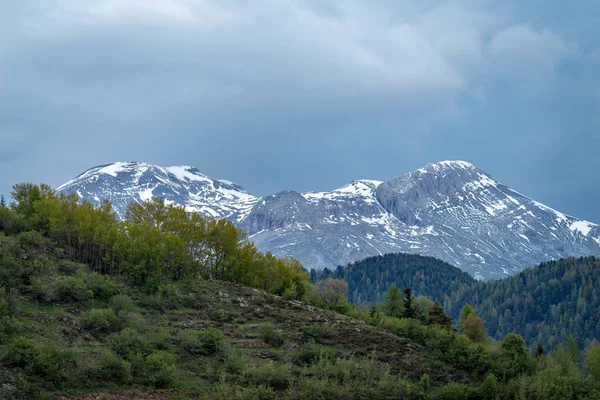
(57, 161, 600, 280)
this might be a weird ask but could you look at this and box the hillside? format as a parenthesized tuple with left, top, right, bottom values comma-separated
(1, 183, 600, 399)
(56, 161, 600, 280)
(0, 235, 465, 399)
(323, 253, 600, 350)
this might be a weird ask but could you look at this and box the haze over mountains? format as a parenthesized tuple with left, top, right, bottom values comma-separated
(57, 161, 600, 280)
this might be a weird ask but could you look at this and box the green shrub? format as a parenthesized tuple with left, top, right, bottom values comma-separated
(83, 308, 122, 334)
(301, 323, 336, 344)
(222, 351, 253, 375)
(144, 351, 177, 388)
(86, 273, 119, 300)
(199, 327, 224, 355)
(111, 328, 147, 358)
(430, 383, 476, 400)
(109, 294, 135, 315)
(244, 361, 291, 391)
(0, 315, 20, 338)
(16, 230, 49, 249)
(2, 336, 37, 368)
(54, 276, 92, 302)
(33, 344, 75, 379)
(1, 337, 75, 382)
(296, 342, 336, 365)
(100, 351, 132, 384)
(179, 330, 203, 355)
(0, 287, 21, 316)
(259, 323, 284, 347)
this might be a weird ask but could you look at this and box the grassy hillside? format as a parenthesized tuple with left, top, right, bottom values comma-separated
(1, 234, 479, 399)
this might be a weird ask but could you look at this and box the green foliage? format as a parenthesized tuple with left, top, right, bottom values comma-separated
(585, 342, 600, 380)
(108, 294, 136, 315)
(430, 382, 476, 399)
(383, 286, 404, 318)
(296, 342, 336, 365)
(100, 351, 132, 384)
(111, 328, 148, 358)
(144, 351, 177, 388)
(86, 272, 119, 300)
(301, 323, 336, 344)
(259, 323, 284, 347)
(83, 308, 122, 334)
(244, 361, 292, 391)
(419, 373, 430, 393)
(492, 333, 531, 381)
(1, 337, 75, 382)
(54, 276, 92, 302)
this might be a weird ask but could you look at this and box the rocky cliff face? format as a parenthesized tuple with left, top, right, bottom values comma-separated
(58, 160, 600, 280)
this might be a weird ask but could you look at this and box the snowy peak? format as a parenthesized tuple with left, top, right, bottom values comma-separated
(302, 179, 382, 203)
(58, 160, 600, 280)
(57, 161, 257, 221)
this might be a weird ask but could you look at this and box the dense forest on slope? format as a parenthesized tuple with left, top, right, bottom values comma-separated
(313, 253, 476, 305)
(450, 257, 600, 350)
(317, 253, 600, 350)
(1, 183, 600, 399)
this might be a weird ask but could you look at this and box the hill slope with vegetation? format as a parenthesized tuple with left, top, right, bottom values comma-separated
(0, 183, 600, 399)
(318, 253, 600, 351)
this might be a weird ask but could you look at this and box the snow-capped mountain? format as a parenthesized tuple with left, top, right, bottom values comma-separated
(57, 160, 600, 280)
(57, 162, 257, 221)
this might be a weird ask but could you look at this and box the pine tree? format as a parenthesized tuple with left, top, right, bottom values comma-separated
(403, 287, 416, 319)
(535, 342, 545, 358)
(427, 301, 452, 329)
(0, 194, 5, 208)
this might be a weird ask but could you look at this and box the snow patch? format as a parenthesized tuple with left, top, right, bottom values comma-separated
(569, 220, 595, 236)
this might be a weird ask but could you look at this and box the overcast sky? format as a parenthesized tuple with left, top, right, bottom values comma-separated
(1, 0, 599, 222)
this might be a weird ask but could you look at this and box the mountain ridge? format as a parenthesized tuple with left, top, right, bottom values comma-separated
(57, 160, 600, 280)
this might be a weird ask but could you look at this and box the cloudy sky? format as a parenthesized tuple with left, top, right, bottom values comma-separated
(1, 0, 599, 222)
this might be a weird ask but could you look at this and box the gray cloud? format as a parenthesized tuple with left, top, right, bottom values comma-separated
(0, 0, 598, 222)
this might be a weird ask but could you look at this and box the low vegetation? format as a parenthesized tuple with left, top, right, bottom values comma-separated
(0, 183, 599, 399)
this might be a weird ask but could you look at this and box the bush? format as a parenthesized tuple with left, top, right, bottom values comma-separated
(301, 323, 336, 344)
(54, 276, 92, 302)
(111, 328, 147, 358)
(0, 287, 21, 316)
(101, 351, 132, 384)
(83, 308, 122, 334)
(430, 383, 476, 400)
(1, 337, 75, 382)
(179, 330, 203, 355)
(16, 230, 49, 249)
(244, 361, 291, 391)
(109, 294, 136, 315)
(296, 342, 336, 365)
(259, 323, 284, 347)
(2, 336, 37, 368)
(144, 351, 177, 388)
(0, 315, 20, 338)
(199, 327, 224, 355)
(86, 273, 119, 300)
(222, 351, 253, 375)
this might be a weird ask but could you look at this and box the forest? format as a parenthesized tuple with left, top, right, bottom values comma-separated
(316, 253, 600, 350)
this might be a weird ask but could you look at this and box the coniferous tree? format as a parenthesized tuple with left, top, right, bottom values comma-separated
(403, 287, 416, 319)
(535, 342, 545, 358)
(0, 194, 5, 208)
(383, 286, 403, 318)
(427, 301, 453, 329)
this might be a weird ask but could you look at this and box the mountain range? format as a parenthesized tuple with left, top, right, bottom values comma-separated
(56, 160, 600, 280)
